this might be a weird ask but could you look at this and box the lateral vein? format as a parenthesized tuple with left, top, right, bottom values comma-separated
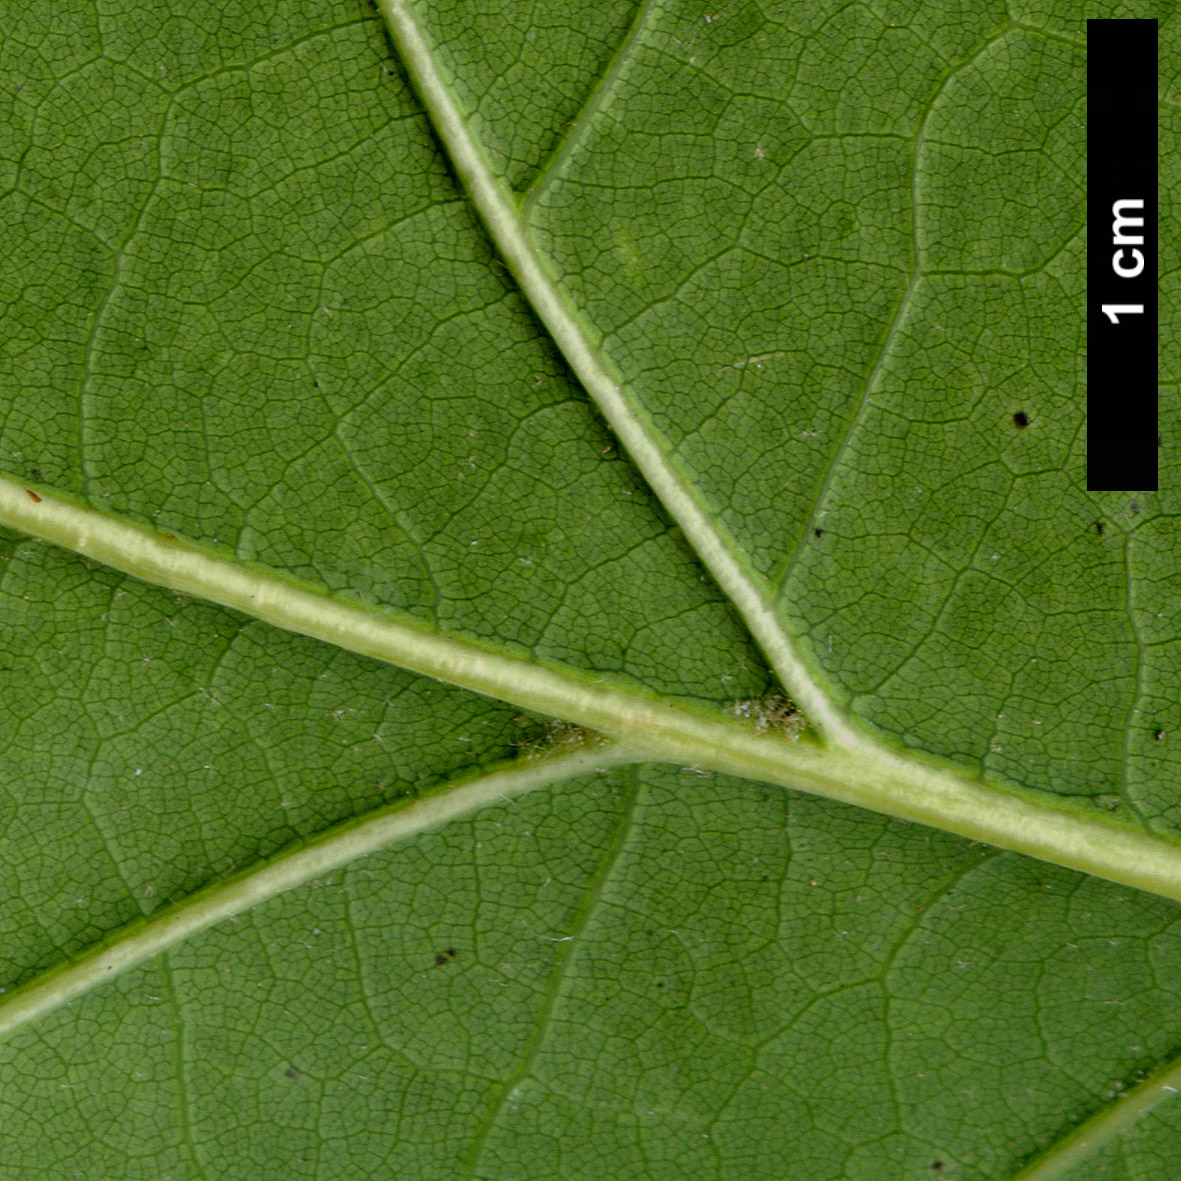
(374, 0, 856, 745)
(0, 741, 633, 1043)
(1010, 1052, 1181, 1180)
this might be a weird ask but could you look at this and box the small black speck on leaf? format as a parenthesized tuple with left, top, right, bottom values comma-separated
(447, 948, 457, 958)
(285, 1066, 300, 1081)
(814, 528, 823, 537)
(435, 954, 448, 966)
(1156, 730, 1166, 741)
(1095, 522, 1105, 536)
(930, 1163, 944, 1173)
(1130, 500, 1140, 514)
(1012, 411, 1029, 428)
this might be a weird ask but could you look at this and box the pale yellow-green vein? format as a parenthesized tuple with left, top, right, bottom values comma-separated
(4, 479, 1181, 906)
(1012, 1053, 1181, 1180)
(0, 739, 633, 1043)
(372, 0, 857, 745)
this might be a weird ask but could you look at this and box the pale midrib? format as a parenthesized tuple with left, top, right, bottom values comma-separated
(373, 0, 857, 747)
(0, 739, 634, 1043)
(5, 477, 1181, 910)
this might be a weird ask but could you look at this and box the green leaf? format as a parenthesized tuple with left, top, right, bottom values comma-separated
(0, 1, 1176, 1178)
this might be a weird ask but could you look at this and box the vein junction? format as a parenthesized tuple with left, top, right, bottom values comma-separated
(3, 476, 1181, 909)
(374, 0, 857, 747)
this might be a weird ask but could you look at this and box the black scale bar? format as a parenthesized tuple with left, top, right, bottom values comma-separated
(1087, 18, 1158, 491)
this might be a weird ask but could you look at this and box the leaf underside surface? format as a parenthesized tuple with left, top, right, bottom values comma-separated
(0, 1, 1177, 1178)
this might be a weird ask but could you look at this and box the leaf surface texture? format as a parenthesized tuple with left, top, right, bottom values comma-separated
(0, 0, 1177, 1177)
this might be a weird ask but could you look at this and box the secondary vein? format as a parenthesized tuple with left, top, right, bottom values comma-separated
(1010, 1051, 1181, 1180)
(0, 740, 632, 1043)
(373, 0, 857, 745)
